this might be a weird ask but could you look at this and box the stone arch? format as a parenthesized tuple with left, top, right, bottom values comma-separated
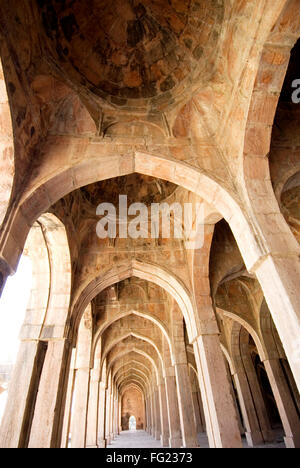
(119, 377, 148, 396)
(92, 309, 174, 366)
(120, 383, 144, 398)
(1, 147, 266, 276)
(217, 307, 267, 360)
(72, 259, 197, 344)
(100, 332, 165, 378)
(0, 57, 14, 232)
(112, 359, 151, 384)
(106, 347, 160, 387)
(22, 212, 71, 341)
(115, 369, 150, 391)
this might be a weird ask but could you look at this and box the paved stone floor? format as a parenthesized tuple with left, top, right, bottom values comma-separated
(107, 430, 286, 449)
(107, 430, 162, 448)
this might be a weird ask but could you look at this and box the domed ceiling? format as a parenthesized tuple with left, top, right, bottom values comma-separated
(36, 0, 224, 111)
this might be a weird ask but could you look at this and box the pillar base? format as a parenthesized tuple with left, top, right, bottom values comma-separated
(86, 445, 98, 449)
(98, 439, 107, 448)
(169, 437, 183, 448)
(262, 430, 275, 444)
(284, 435, 300, 449)
(155, 431, 161, 441)
(161, 435, 169, 447)
(183, 439, 200, 448)
(245, 431, 264, 447)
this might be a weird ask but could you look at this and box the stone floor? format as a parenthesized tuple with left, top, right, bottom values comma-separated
(107, 430, 286, 449)
(107, 430, 162, 448)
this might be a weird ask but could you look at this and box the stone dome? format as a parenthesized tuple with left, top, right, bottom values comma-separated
(37, 0, 224, 111)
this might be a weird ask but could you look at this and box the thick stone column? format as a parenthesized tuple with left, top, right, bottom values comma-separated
(150, 390, 156, 438)
(70, 367, 90, 448)
(240, 352, 274, 443)
(0, 259, 10, 298)
(254, 256, 300, 391)
(233, 370, 265, 446)
(113, 396, 118, 439)
(147, 395, 152, 434)
(264, 358, 300, 448)
(61, 348, 76, 448)
(145, 396, 150, 433)
(67, 308, 92, 449)
(85, 368, 100, 448)
(109, 387, 115, 443)
(86, 338, 102, 449)
(193, 334, 243, 448)
(118, 398, 121, 434)
(105, 387, 112, 445)
(159, 382, 170, 446)
(164, 374, 182, 447)
(281, 359, 300, 416)
(174, 363, 199, 447)
(97, 382, 107, 448)
(0, 340, 47, 448)
(28, 339, 72, 448)
(191, 388, 204, 434)
(154, 387, 161, 441)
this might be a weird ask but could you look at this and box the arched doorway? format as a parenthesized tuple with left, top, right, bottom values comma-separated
(129, 416, 137, 431)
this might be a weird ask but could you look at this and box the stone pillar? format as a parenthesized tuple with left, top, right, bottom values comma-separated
(67, 308, 92, 449)
(105, 387, 112, 445)
(154, 387, 161, 441)
(255, 256, 300, 392)
(0, 340, 47, 448)
(97, 382, 107, 448)
(191, 388, 204, 434)
(240, 352, 274, 443)
(232, 370, 265, 446)
(165, 374, 182, 447)
(113, 397, 118, 438)
(197, 389, 206, 431)
(109, 386, 115, 443)
(61, 347, 76, 448)
(70, 367, 90, 448)
(193, 334, 243, 448)
(118, 397, 121, 434)
(264, 358, 300, 448)
(159, 382, 170, 446)
(85, 368, 100, 448)
(28, 339, 72, 448)
(0, 259, 10, 298)
(150, 390, 156, 438)
(224, 361, 244, 436)
(146, 395, 152, 434)
(115, 397, 120, 435)
(190, 224, 242, 448)
(281, 359, 300, 416)
(145, 397, 149, 433)
(174, 363, 199, 447)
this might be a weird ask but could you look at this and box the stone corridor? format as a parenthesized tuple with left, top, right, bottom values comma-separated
(0, 0, 299, 450)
